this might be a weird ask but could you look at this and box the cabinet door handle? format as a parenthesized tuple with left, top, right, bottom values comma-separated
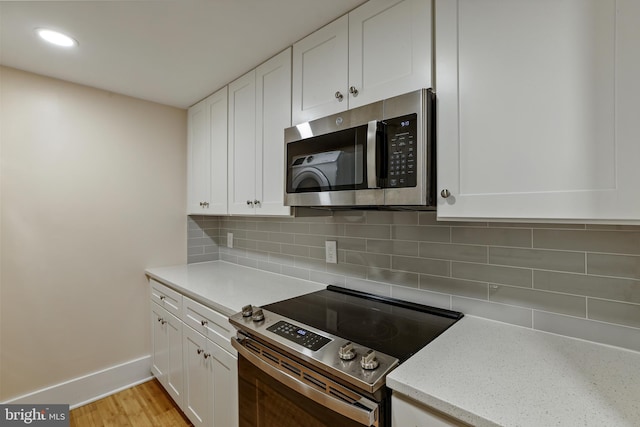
(349, 86, 358, 97)
(200, 320, 208, 326)
(440, 189, 451, 199)
(335, 91, 344, 102)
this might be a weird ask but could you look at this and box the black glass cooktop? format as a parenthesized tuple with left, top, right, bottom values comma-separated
(262, 286, 463, 362)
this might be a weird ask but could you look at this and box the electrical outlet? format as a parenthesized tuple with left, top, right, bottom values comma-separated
(227, 232, 234, 248)
(325, 241, 337, 264)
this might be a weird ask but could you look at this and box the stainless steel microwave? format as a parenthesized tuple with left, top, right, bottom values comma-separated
(284, 89, 435, 208)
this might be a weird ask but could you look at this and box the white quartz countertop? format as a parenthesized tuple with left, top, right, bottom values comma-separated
(387, 315, 640, 427)
(145, 260, 324, 317)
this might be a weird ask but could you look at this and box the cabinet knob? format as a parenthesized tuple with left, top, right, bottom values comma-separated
(200, 320, 208, 327)
(159, 295, 165, 301)
(254, 200, 260, 206)
(160, 319, 167, 325)
(197, 348, 203, 355)
(349, 86, 359, 97)
(157, 317, 163, 323)
(246, 200, 254, 206)
(440, 189, 451, 198)
(203, 201, 209, 208)
(335, 91, 344, 102)
(203, 352, 211, 359)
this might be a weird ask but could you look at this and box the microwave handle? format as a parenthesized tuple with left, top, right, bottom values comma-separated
(366, 120, 385, 188)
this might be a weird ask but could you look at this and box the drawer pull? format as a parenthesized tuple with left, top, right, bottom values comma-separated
(201, 320, 208, 327)
(159, 295, 166, 301)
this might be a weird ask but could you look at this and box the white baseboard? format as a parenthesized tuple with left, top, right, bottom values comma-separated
(1, 355, 153, 409)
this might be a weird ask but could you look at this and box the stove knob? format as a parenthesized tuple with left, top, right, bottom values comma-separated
(338, 342, 356, 361)
(360, 349, 379, 370)
(252, 309, 265, 322)
(241, 305, 253, 318)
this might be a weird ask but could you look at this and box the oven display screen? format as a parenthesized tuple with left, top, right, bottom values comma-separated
(267, 321, 331, 351)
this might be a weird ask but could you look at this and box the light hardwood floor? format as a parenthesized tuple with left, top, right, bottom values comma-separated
(70, 379, 192, 427)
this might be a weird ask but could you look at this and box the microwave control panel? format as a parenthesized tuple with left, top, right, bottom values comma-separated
(386, 113, 417, 188)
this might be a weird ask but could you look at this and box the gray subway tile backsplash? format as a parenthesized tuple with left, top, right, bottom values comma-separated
(188, 212, 640, 352)
(533, 311, 640, 353)
(533, 229, 640, 255)
(489, 285, 586, 317)
(452, 227, 532, 248)
(452, 296, 533, 328)
(587, 253, 640, 279)
(588, 298, 640, 329)
(489, 247, 585, 273)
(452, 262, 532, 288)
(534, 270, 640, 304)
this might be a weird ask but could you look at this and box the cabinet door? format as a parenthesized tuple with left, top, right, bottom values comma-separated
(228, 70, 257, 214)
(436, 0, 640, 222)
(151, 305, 183, 407)
(210, 344, 238, 427)
(255, 48, 292, 216)
(150, 304, 168, 382)
(165, 309, 184, 408)
(183, 326, 211, 427)
(292, 15, 349, 125)
(206, 88, 228, 214)
(392, 393, 467, 427)
(187, 99, 211, 214)
(348, 0, 432, 108)
(187, 88, 228, 215)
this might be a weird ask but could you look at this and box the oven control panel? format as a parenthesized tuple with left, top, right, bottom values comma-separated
(267, 320, 331, 351)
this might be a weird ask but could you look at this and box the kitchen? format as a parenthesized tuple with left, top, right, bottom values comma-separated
(1, 0, 639, 426)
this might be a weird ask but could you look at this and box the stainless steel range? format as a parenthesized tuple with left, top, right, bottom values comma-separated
(229, 285, 463, 427)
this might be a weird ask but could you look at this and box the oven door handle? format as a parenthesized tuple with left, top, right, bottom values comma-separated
(233, 337, 379, 427)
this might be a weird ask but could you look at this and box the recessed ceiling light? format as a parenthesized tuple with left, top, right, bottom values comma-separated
(35, 28, 78, 48)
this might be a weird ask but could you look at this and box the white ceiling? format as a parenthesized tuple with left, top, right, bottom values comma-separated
(0, 0, 367, 108)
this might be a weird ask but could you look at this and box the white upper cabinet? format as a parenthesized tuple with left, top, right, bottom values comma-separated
(292, 0, 431, 125)
(436, 0, 640, 222)
(348, 0, 431, 108)
(187, 87, 228, 215)
(292, 15, 349, 125)
(228, 70, 257, 215)
(255, 48, 293, 216)
(228, 48, 292, 216)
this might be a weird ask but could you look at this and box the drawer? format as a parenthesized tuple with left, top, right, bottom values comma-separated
(150, 279, 182, 318)
(183, 296, 235, 354)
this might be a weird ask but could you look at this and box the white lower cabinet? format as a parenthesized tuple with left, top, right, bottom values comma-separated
(183, 325, 238, 427)
(392, 393, 467, 427)
(151, 303, 184, 408)
(150, 284, 238, 427)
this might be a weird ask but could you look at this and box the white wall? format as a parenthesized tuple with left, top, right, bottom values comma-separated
(0, 66, 187, 400)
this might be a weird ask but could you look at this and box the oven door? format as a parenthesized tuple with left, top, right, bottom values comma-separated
(234, 336, 382, 427)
